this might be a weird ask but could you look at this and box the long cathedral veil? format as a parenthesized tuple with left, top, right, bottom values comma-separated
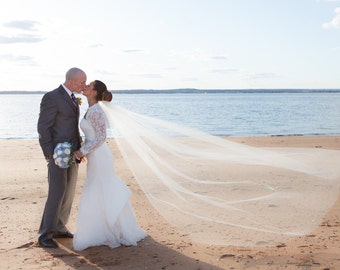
(98, 101, 340, 246)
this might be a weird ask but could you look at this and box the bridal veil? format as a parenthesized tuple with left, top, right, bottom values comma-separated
(99, 101, 340, 246)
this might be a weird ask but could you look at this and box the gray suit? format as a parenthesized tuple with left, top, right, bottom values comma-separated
(37, 85, 82, 240)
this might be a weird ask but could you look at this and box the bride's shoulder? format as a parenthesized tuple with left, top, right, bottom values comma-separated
(88, 103, 101, 110)
(88, 103, 104, 115)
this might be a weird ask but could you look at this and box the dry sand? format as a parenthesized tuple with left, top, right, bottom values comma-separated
(0, 136, 339, 270)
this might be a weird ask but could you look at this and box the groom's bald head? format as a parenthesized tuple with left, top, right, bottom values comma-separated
(64, 67, 87, 93)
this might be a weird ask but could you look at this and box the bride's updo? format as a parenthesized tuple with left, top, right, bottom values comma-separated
(94, 80, 112, 102)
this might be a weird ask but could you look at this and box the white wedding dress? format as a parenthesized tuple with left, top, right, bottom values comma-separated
(73, 103, 147, 251)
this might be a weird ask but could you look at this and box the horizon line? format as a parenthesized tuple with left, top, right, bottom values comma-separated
(1, 88, 340, 94)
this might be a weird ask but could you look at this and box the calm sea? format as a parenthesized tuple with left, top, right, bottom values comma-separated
(1, 91, 340, 139)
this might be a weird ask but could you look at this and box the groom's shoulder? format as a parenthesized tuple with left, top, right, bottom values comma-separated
(45, 85, 64, 97)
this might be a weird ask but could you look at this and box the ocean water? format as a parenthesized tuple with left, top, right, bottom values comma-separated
(1, 91, 340, 139)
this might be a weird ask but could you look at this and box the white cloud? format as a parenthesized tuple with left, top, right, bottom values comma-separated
(88, 43, 103, 49)
(139, 73, 163, 79)
(0, 34, 44, 44)
(323, 7, 340, 29)
(246, 73, 279, 80)
(123, 49, 144, 53)
(0, 54, 36, 65)
(3, 20, 40, 31)
(181, 77, 199, 82)
(211, 68, 238, 74)
(95, 69, 116, 76)
(211, 56, 228, 60)
(0, 20, 44, 44)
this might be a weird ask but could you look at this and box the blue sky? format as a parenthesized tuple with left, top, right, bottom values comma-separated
(0, 0, 340, 91)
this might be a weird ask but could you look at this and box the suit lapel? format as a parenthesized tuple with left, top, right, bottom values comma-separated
(58, 86, 79, 115)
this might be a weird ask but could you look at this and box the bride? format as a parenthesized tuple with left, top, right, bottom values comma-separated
(74, 80, 340, 248)
(72, 80, 146, 251)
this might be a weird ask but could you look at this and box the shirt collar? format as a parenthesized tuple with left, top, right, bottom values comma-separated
(62, 84, 73, 97)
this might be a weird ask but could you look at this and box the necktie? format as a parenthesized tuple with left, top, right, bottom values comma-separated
(71, 93, 78, 106)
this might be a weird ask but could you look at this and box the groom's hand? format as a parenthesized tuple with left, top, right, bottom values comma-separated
(75, 156, 86, 164)
(73, 150, 85, 163)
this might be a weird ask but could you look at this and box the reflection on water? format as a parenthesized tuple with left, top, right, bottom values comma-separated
(1, 92, 340, 139)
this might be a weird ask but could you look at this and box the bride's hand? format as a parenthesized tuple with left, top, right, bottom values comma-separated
(73, 150, 83, 161)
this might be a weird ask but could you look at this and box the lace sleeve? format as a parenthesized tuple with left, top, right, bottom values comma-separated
(80, 105, 107, 155)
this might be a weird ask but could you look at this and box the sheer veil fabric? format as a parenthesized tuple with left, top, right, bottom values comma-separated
(99, 101, 340, 246)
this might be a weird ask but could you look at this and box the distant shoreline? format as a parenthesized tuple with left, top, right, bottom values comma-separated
(1, 88, 340, 94)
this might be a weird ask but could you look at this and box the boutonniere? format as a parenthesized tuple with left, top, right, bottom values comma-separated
(76, 97, 82, 105)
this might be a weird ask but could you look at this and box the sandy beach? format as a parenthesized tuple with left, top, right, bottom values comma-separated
(0, 136, 339, 270)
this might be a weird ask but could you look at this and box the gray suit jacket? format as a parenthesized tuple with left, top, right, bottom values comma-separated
(37, 85, 82, 158)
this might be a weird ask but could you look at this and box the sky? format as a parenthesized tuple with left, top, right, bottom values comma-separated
(0, 0, 340, 91)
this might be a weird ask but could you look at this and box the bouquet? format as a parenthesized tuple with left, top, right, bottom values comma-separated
(53, 142, 74, 168)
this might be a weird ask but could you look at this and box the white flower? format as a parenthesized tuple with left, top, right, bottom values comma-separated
(53, 142, 73, 168)
(55, 157, 62, 163)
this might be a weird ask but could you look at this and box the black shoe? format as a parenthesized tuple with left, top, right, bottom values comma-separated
(38, 238, 58, 248)
(53, 231, 74, 238)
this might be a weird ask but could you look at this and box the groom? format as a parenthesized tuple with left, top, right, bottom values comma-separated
(37, 67, 86, 248)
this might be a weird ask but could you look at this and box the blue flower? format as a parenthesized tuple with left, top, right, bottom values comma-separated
(53, 142, 73, 168)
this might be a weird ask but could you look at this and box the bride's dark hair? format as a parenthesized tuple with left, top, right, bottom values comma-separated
(94, 80, 112, 102)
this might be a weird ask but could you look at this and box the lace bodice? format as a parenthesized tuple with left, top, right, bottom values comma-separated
(80, 103, 106, 155)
